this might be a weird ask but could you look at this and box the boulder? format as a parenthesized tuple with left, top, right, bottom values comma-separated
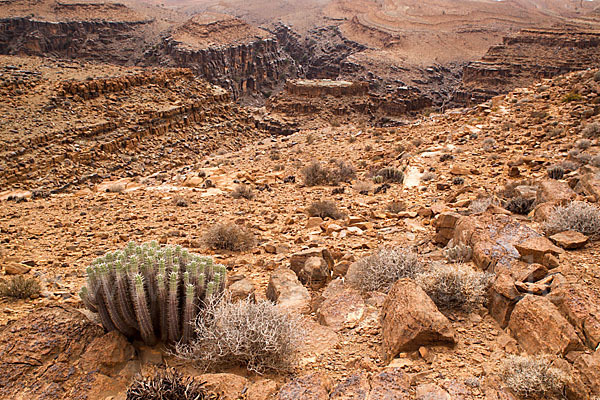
(433, 212, 462, 245)
(453, 214, 540, 272)
(536, 179, 576, 204)
(317, 288, 365, 331)
(3, 262, 31, 275)
(514, 236, 564, 266)
(329, 373, 370, 399)
(573, 350, 600, 397)
(277, 373, 330, 400)
(579, 172, 600, 202)
(228, 277, 256, 302)
(511, 262, 548, 283)
(369, 369, 411, 399)
(381, 279, 456, 362)
(80, 331, 135, 376)
(488, 272, 522, 328)
(415, 384, 451, 400)
(549, 231, 589, 250)
(266, 268, 311, 314)
(289, 248, 334, 288)
(507, 295, 582, 355)
(548, 282, 600, 349)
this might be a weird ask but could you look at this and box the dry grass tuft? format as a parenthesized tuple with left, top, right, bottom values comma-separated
(416, 264, 492, 312)
(177, 298, 302, 374)
(500, 355, 565, 399)
(307, 200, 343, 220)
(231, 184, 254, 200)
(348, 248, 423, 293)
(204, 223, 255, 251)
(543, 201, 600, 238)
(301, 160, 356, 186)
(0, 275, 41, 300)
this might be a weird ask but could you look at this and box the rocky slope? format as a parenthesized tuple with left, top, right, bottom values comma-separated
(459, 28, 600, 103)
(1, 56, 600, 399)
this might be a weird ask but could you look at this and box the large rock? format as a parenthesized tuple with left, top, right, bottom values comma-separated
(507, 295, 582, 355)
(536, 179, 576, 204)
(488, 272, 522, 328)
(549, 231, 589, 250)
(228, 277, 256, 302)
(453, 214, 540, 272)
(549, 282, 600, 349)
(514, 236, 563, 266)
(434, 212, 462, 245)
(289, 247, 334, 288)
(415, 384, 451, 400)
(381, 279, 456, 362)
(573, 350, 600, 397)
(579, 172, 600, 202)
(3, 262, 31, 275)
(266, 268, 311, 314)
(317, 287, 365, 331)
(277, 373, 330, 400)
(0, 305, 133, 400)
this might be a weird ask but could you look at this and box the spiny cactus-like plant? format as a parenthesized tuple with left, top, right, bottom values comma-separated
(80, 241, 226, 345)
(547, 165, 565, 180)
(374, 167, 404, 184)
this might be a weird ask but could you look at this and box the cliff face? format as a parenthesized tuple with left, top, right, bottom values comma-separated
(458, 29, 600, 103)
(0, 17, 152, 64)
(159, 36, 296, 102)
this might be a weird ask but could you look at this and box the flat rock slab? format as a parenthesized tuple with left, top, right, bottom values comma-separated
(317, 288, 365, 331)
(381, 279, 456, 362)
(550, 230, 589, 250)
(514, 236, 563, 265)
(508, 295, 582, 355)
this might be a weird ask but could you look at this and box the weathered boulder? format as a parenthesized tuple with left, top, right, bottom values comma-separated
(453, 214, 539, 272)
(80, 330, 135, 376)
(579, 172, 600, 202)
(289, 247, 334, 288)
(508, 295, 582, 355)
(266, 268, 311, 314)
(514, 236, 563, 266)
(329, 373, 370, 399)
(536, 179, 576, 204)
(434, 211, 462, 245)
(277, 373, 330, 400)
(317, 287, 365, 331)
(3, 262, 31, 275)
(0, 305, 133, 400)
(228, 277, 256, 302)
(573, 350, 600, 397)
(488, 272, 522, 328)
(549, 282, 600, 349)
(415, 383, 451, 400)
(381, 279, 456, 362)
(549, 231, 589, 250)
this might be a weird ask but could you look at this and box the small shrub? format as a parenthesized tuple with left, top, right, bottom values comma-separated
(444, 241, 473, 263)
(0, 275, 41, 300)
(576, 138, 592, 150)
(231, 184, 254, 200)
(591, 155, 600, 167)
(543, 201, 600, 238)
(595, 70, 600, 82)
(582, 122, 600, 138)
(374, 167, 404, 184)
(354, 181, 373, 194)
(301, 160, 355, 186)
(547, 165, 565, 180)
(505, 196, 535, 215)
(452, 176, 465, 186)
(562, 92, 583, 102)
(468, 197, 493, 214)
(172, 196, 188, 207)
(307, 200, 342, 220)
(269, 150, 281, 161)
(204, 223, 255, 251)
(440, 154, 454, 162)
(421, 172, 436, 182)
(386, 200, 407, 214)
(416, 264, 492, 312)
(561, 160, 579, 172)
(106, 182, 126, 193)
(306, 133, 315, 144)
(482, 137, 496, 151)
(177, 299, 302, 373)
(126, 369, 218, 400)
(348, 248, 423, 293)
(500, 355, 564, 399)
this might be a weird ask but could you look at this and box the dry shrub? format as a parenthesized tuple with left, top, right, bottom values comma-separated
(444, 241, 473, 263)
(172, 196, 188, 207)
(106, 182, 126, 193)
(301, 160, 355, 186)
(582, 122, 600, 138)
(576, 138, 592, 150)
(231, 184, 254, 200)
(501, 355, 565, 399)
(307, 200, 343, 220)
(0, 275, 41, 300)
(204, 223, 255, 251)
(505, 196, 535, 215)
(348, 248, 423, 293)
(543, 201, 600, 238)
(386, 200, 406, 214)
(126, 368, 217, 400)
(177, 299, 302, 374)
(416, 264, 492, 312)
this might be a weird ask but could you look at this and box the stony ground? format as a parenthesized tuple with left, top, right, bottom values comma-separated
(1, 66, 600, 398)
